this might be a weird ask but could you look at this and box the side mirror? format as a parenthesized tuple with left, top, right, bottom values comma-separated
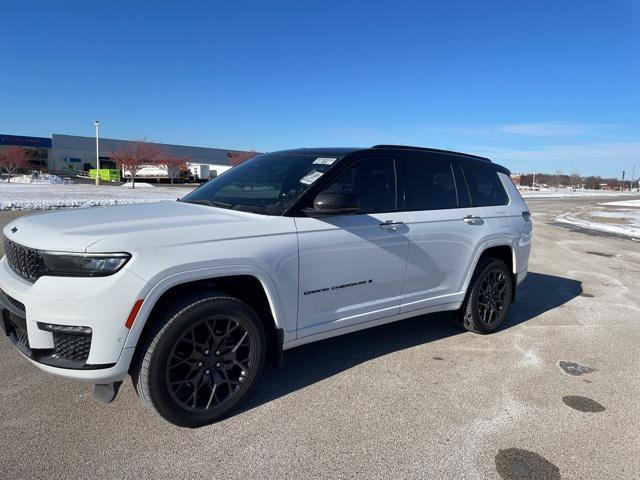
(306, 192, 360, 216)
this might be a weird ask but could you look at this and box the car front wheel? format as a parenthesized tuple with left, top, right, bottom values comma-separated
(132, 292, 266, 427)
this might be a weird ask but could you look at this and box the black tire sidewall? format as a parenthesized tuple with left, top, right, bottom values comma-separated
(463, 259, 514, 334)
(145, 296, 266, 427)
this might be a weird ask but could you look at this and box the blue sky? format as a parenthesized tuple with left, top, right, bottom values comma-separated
(1, 0, 639, 177)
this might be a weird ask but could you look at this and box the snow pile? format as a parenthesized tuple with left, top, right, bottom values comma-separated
(0, 183, 194, 210)
(121, 182, 155, 188)
(3, 173, 73, 185)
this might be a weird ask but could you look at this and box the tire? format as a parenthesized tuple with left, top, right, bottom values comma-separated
(455, 257, 514, 334)
(131, 291, 266, 427)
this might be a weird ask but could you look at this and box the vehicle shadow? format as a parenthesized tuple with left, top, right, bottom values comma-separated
(504, 271, 583, 327)
(234, 272, 582, 418)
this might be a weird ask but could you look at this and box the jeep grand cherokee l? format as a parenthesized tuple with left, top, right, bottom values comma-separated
(0, 145, 532, 427)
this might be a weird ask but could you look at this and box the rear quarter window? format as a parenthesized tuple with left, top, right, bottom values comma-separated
(463, 164, 509, 206)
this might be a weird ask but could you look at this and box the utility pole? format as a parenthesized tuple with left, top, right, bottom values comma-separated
(532, 172, 536, 188)
(631, 164, 636, 192)
(94, 120, 100, 186)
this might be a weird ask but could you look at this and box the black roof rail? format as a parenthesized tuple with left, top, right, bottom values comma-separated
(371, 144, 492, 163)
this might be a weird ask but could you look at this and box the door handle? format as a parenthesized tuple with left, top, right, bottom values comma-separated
(380, 220, 405, 231)
(463, 215, 484, 225)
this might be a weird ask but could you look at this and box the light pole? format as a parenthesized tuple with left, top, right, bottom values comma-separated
(94, 120, 100, 186)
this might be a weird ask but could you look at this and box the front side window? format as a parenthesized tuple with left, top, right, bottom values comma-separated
(181, 152, 341, 215)
(401, 159, 458, 210)
(321, 157, 397, 213)
(463, 164, 509, 207)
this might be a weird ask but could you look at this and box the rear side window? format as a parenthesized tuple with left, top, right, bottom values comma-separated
(401, 159, 458, 210)
(463, 164, 509, 206)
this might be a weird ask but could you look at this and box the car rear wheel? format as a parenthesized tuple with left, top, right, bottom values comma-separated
(131, 292, 266, 427)
(455, 258, 513, 334)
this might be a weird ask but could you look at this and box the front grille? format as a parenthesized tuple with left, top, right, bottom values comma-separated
(0, 289, 26, 313)
(3, 236, 40, 282)
(53, 332, 91, 362)
(6, 320, 30, 349)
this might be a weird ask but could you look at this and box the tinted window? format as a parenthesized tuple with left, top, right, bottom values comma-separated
(322, 157, 397, 213)
(402, 159, 458, 210)
(463, 164, 509, 206)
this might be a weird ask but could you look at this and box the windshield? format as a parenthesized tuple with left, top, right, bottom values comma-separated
(181, 151, 341, 215)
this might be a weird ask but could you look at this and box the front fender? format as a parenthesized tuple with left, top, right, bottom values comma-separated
(123, 264, 293, 350)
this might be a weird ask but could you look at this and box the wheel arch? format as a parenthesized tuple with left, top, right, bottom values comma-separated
(462, 241, 517, 302)
(124, 267, 287, 368)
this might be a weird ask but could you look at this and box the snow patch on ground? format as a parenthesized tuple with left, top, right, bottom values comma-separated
(591, 210, 632, 219)
(519, 188, 637, 199)
(556, 212, 640, 238)
(121, 182, 155, 188)
(0, 183, 194, 210)
(600, 199, 640, 208)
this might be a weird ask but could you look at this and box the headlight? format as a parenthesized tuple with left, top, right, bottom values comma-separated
(38, 251, 131, 277)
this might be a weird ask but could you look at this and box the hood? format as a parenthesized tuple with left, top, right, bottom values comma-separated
(3, 201, 283, 252)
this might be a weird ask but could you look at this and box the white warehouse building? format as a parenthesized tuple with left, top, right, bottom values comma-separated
(0, 133, 258, 179)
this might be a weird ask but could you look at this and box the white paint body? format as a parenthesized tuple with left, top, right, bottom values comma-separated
(0, 173, 531, 383)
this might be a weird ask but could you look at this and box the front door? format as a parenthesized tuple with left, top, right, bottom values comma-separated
(295, 156, 409, 338)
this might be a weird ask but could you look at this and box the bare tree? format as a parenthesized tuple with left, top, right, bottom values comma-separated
(0, 146, 30, 182)
(554, 169, 564, 191)
(156, 154, 188, 187)
(569, 170, 581, 189)
(226, 150, 257, 167)
(110, 140, 163, 189)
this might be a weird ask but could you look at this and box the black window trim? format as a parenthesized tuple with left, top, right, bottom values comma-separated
(284, 147, 511, 216)
(453, 161, 473, 208)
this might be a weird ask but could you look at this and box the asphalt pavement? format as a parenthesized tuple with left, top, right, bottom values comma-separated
(1, 196, 639, 479)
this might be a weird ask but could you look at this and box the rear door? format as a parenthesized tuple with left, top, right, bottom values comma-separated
(295, 155, 409, 337)
(398, 154, 489, 312)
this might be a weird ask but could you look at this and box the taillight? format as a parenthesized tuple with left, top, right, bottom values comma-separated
(522, 211, 531, 222)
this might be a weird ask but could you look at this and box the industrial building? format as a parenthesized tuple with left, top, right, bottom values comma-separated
(0, 133, 256, 178)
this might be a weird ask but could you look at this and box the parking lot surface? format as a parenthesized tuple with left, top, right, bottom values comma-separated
(1, 196, 639, 479)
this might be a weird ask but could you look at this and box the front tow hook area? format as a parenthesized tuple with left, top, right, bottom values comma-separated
(93, 381, 123, 403)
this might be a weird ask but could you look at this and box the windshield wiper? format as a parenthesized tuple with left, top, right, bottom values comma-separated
(184, 199, 233, 209)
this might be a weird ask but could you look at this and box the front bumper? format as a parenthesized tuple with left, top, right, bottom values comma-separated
(0, 257, 146, 383)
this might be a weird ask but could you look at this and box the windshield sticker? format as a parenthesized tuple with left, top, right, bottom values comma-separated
(313, 157, 337, 165)
(299, 170, 324, 185)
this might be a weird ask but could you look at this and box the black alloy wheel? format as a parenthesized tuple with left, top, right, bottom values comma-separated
(166, 314, 255, 412)
(132, 293, 266, 427)
(456, 257, 513, 334)
(476, 269, 509, 326)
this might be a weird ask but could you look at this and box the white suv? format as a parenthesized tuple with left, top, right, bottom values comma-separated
(0, 145, 532, 427)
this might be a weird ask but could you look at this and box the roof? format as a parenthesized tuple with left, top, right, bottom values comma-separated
(371, 144, 492, 163)
(269, 147, 363, 157)
(265, 146, 509, 173)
